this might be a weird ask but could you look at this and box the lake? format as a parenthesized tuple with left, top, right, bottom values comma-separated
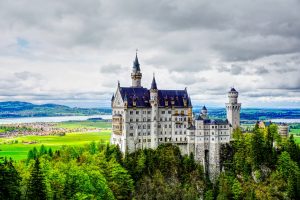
(0, 115, 299, 125)
(0, 115, 112, 124)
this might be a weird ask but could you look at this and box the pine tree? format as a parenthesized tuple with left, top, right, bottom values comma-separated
(26, 158, 47, 200)
(0, 158, 21, 200)
(48, 148, 53, 157)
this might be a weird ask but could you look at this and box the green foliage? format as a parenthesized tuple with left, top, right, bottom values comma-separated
(216, 123, 300, 200)
(124, 144, 206, 199)
(26, 158, 47, 200)
(0, 158, 21, 200)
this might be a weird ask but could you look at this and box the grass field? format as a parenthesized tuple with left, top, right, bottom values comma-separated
(0, 120, 112, 161)
(55, 120, 111, 129)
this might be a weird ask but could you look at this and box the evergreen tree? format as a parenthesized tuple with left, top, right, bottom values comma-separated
(251, 126, 265, 169)
(39, 145, 47, 156)
(0, 158, 21, 200)
(48, 148, 53, 157)
(26, 158, 47, 200)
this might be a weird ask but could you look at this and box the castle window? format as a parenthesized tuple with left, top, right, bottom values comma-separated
(139, 139, 141, 142)
(212, 132, 214, 135)
(143, 125, 146, 129)
(147, 111, 151, 114)
(212, 138, 214, 141)
(129, 133, 133, 136)
(143, 139, 146, 142)
(136, 119, 139, 122)
(169, 118, 171, 121)
(168, 110, 171, 114)
(165, 118, 167, 121)
(147, 124, 150, 129)
(162, 111, 165, 114)
(176, 138, 177, 141)
(160, 118, 162, 121)
(138, 133, 141, 136)
(175, 131, 177, 135)
(130, 119, 133, 122)
(148, 132, 150, 135)
(130, 126, 133, 130)
(169, 124, 171, 128)
(147, 118, 150, 122)
(165, 124, 167, 128)
(136, 111, 139, 114)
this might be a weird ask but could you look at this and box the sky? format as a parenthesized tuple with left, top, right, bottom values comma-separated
(0, 0, 300, 108)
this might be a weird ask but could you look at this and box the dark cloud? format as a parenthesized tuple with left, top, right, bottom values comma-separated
(255, 66, 269, 74)
(0, 0, 299, 107)
(230, 64, 244, 75)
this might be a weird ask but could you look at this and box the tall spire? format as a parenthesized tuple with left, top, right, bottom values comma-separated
(133, 50, 140, 72)
(131, 50, 142, 87)
(151, 74, 157, 90)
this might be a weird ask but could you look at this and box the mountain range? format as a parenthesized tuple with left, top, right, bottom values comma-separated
(0, 101, 111, 118)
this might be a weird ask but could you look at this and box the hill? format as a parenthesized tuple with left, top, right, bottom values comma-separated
(0, 101, 110, 118)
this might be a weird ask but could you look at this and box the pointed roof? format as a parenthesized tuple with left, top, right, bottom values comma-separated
(124, 93, 128, 102)
(202, 105, 207, 110)
(132, 53, 140, 72)
(230, 87, 237, 92)
(111, 93, 115, 101)
(151, 75, 157, 90)
(188, 97, 192, 107)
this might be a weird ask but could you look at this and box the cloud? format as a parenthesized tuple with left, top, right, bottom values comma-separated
(0, 0, 299, 107)
(100, 64, 125, 74)
(230, 64, 244, 75)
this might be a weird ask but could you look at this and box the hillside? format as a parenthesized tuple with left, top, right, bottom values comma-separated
(0, 101, 110, 118)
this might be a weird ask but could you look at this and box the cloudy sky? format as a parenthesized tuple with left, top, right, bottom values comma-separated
(0, 0, 300, 108)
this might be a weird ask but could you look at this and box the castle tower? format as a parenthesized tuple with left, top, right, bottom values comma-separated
(225, 88, 241, 132)
(150, 75, 158, 149)
(200, 105, 208, 119)
(131, 53, 142, 87)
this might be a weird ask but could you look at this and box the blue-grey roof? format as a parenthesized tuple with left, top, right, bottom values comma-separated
(202, 105, 207, 110)
(230, 88, 237, 92)
(119, 87, 191, 108)
(196, 118, 228, 125)
(111, 94, 115, 101)
(132, 54, 140, 72)
(151, 77, 157, 90)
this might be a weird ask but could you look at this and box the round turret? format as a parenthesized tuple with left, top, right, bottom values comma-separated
(228, 88, 238, 103)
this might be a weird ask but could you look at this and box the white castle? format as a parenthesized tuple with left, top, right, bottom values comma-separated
(110, 54, 241, 179)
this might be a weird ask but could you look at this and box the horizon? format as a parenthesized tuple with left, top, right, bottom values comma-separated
(0, 1, 299, 108)
(1, 100, 300, 110)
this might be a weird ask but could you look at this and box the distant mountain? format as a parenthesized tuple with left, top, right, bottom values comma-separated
(0, 101, 111, 118)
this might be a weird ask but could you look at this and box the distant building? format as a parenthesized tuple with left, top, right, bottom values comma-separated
(110, 54, 241, 180)
(258, 121, 289, 138)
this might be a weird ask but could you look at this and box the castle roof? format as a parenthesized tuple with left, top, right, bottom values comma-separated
(132, 53, 140, 72)
(230, 88, 237, 92)
(119, 87, 191, 108)
(151, 76, 157, 90)
(195, 117, 228, 125)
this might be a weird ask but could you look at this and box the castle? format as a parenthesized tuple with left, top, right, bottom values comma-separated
(110, 54, 241, 179)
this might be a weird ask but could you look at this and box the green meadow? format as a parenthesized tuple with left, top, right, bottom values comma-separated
(0, 120, 111, 161)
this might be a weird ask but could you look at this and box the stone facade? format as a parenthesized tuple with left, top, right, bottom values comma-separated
(110, 54, 241, 180)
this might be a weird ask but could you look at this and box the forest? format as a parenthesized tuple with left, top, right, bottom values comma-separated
(1, 124, 300, 199)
